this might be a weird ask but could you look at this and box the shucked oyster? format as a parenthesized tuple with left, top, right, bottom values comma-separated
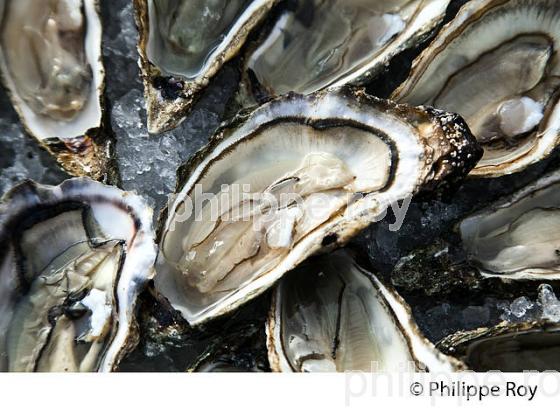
(157, 88, 481, 325)
(267, 250, 464, 372)
(135, 0, 277, 133)
(438, 321, 560, 372)
(0, 178, 157, 371)
(392, 0, 560, 177)
(460, 169, 560, 280)
(0, 0, 111, 179)
(242, 0, 450, 101)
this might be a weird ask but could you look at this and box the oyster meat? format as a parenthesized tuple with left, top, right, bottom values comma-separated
(267, 250, 463, 372)
(0, 178, 157, 371)
(243, 0, 450, 101)
(157, 88, 481, 325)
(392, 0, 560, 177)
(135, 0, 277, 133)
(460, 169, 560, 280)
(0, 0, 111, 179)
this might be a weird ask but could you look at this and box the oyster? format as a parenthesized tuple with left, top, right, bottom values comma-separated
(157, 88, 481, 325)
(242, 0, 450, 101)
(267, 250, 464, 372)
(196, 362, 255, 372)
(0, 0, 112, 179)
(392, 0, 560, 177)
(460, 169, 560, 280)
(0, 178, 157, 371)
(135, 0, 277, 133)
(438, 321, 560, 371)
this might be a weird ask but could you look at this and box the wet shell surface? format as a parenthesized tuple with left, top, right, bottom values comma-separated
(267, 249, 465, 372)
(392, 0, 560, 177)
(460, 169, 560, 280)
(242, 0, 451, 102)
(0, 178, 157, 371)
(0, 0, 112, 179)
(438, 321, 560, 371)
(156, 87, 481, 326)
(134, 0, 277, 133)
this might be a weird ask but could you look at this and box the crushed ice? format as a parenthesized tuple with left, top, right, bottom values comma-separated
(499, 284, 560, 323)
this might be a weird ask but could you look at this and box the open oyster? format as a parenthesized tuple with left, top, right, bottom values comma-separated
(439, 321, 560, 371)
(242, 0, 450, 101)
(157, 88, 481, 325)
(0, 0, 111, 179)
(0, 178, 157, 371)
(392, 0, 560, 177)
(267, 250, 464, 372)
(460, 169, 560, 280)
(135, 0, 277, 133)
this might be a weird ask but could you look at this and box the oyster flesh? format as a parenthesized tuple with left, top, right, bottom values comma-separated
(0, 0, 111, 179)
(460, 169, 560, 280)
(267, 250, 464, 372)
(135, 0, 277, 133)
(157, 87, 481, 325)
(0, 178, 157, 371)
(242, 0, 450, 101)
(392, 0, 560, 177)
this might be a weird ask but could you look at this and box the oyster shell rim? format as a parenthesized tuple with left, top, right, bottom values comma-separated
(0, 177, 157, 372)
(155, 87, 481, 326)
(239, 0, 452, 102)
(266, 249, 466, 372)
(437, 319, 560, 371)
(133, 0, 278, 134)
(459, 168, 560, 280)
(0, 0, 113, 180)
(390, 0, 560, 178)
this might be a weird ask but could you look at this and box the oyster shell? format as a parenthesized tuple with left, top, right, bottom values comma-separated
(135, 0, 277, 133)
(0, 0, 112, 179)
(196, 362, 257, 372)
(438, 321, 560, 371)
(242, 0, 450, 101)
(157, 88, 481, 325)
(267, 249, 464, 372)
(0, 178, 157, 371)
(392, 0, 560, 177)
(460, 169, 560, 280)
